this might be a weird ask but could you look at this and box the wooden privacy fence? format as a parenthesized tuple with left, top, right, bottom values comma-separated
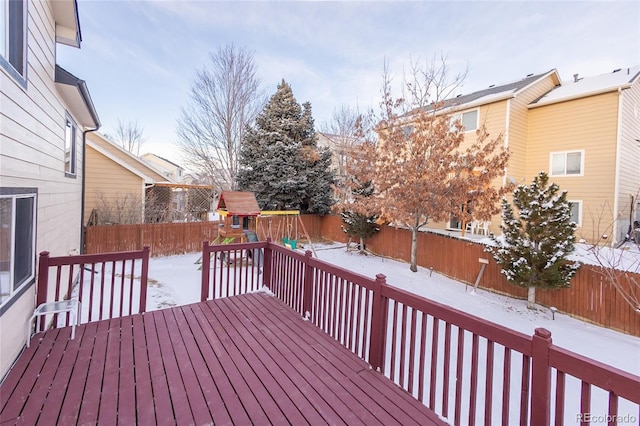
(201, 240, 640, 426)
(84, 215, 640, 336)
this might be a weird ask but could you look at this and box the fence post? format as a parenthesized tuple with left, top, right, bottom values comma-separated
(36, 252, 50, 331)
(139, 246, 150, 313)
(262, 238, 273, 290)
(302, 250, 313, 318)
(368, 273, 388, 371)
(201, 241, 210, 302)
(530, 328, 552, 426)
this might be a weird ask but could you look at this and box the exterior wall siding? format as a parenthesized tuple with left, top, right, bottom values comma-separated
(85, 145, 145, 223)
(616, 77, 640, 241)
(528, 92, 620, 243)
(0, 1, 84, 379)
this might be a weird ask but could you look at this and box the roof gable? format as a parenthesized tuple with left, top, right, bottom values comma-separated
(530, 66, 640, 108)
(216, 191, 261, 216)
(87, 132, 170, 183)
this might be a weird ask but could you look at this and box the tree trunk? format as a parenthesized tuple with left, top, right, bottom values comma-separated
(410, 227, 418, 272)
(527, 286, 536, 309)
(359, 236, 365, 254)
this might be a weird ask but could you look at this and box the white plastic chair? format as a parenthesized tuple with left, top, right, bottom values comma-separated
(478, 221, 491, 236)
(27, 299, 80, 347)
(465, 220, 479, 235)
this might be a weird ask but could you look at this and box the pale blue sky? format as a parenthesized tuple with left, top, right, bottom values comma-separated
(57, 1, 640, 162)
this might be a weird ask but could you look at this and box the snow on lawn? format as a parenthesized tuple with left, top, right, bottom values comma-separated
(136, 242, 639, 376)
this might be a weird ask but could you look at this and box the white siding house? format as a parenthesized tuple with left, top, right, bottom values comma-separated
(0, 0, 100, 379)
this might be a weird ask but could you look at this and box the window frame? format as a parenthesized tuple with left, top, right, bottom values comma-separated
(64, 114, 77, 178)
(568, 200, 582, 227)
(549, 150, 584, 177)
(0, 0, 27, 87)
(450, 109, 479, 133)
(0, 188, 37, 315)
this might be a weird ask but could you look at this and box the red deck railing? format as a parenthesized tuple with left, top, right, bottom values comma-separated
(35, 247, 149, 329)
(201, 240, 640, 426)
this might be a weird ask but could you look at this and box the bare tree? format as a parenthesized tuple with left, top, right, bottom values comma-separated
(114, 119, 146, 156)
(177, 44, 264, 191)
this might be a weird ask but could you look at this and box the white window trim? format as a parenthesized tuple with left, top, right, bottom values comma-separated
(568, 199, 582, 227)
(0, 190, 37, 312)
(64, 114, 77, 178)
(450, 109, 479, 133)
(549, 149, 585, 177)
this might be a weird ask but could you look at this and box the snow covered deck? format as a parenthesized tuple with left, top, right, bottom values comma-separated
(0, 292, 445, 425)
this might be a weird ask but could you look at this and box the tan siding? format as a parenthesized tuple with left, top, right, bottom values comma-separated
(84, 146, 144, 222)
(0, 1, 86, 378)
(528, 92, 620, 242)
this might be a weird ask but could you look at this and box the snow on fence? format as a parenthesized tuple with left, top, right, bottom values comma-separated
(35, 248, 149, 327)
(202, 240, 640, 426)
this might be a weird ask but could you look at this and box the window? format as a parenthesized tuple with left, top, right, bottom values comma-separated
(550, 151, 583, 176)
(568, 200, 582, 226)
(64, 116, 77, 177)
(450, 110, 478, 133)
(0, 0, 27, 81)
(0, 189, 36, 310)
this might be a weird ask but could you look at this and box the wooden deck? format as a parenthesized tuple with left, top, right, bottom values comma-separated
(1, 292, 445, 425)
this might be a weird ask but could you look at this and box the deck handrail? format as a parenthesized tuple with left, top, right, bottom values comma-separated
(36, 247, 149, 329)
(200, 240, 640, 426)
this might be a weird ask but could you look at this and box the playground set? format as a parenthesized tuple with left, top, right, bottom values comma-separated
(200, 191, 316, 267)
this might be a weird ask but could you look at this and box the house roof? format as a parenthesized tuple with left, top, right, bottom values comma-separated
(216, 191, 261, 216)
(529, 66, 640, 108)
(54, 65, 100, 129)
(142, 153, 183, 170)
(409, 69, 559, 116)
(51, 0, 81, 48)
(87, 132, 172, 184)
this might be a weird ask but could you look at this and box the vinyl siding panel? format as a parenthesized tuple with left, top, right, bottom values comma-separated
(0, 1, 86, 378)
(615, 79, 640, 240)
(85, 145, 145, 223)
(528, 92, 619, 243)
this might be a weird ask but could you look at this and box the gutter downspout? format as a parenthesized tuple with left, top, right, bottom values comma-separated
(81, 127, 99, 254)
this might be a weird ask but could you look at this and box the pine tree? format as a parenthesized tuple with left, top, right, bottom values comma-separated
(237, 80, 334, 214)
(339, 179, 379, 253)
(488, 172, 580, 309)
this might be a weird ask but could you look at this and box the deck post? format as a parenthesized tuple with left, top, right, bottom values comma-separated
(262, 238, 273, 290)
(368, 273, 388, 371)
(201, 241, 211, 302)
(530, 328, 552, 426)
(302, 250, 313, 317)
(139, 246, 150, 313)
(36, 252, 50, 332)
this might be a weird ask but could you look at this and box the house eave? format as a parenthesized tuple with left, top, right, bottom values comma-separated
(55, 65, 100, 129)
(51, 0, 82, 48)
(528, 84, 632, 109)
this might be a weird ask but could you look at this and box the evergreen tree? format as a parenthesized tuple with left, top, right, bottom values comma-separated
(237, 80, 334, 214)
(340, 180, 379, 253)
(488, 172, 580, 309)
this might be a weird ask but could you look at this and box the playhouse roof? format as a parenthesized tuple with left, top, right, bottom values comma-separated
(216, 191, 261, 216)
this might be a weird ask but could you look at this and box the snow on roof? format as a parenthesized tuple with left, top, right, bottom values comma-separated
(530, 66, 640, 107)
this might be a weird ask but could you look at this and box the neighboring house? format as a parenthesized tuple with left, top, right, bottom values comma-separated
(141, 152, 184, 183)
(317, 132, 363, 202)
(0, 0, 100, 378)
(85, 132, 173, 225)
(403, 70, 561, 236)
(527, 67, 640, 244)
(401, 67, 639, 245)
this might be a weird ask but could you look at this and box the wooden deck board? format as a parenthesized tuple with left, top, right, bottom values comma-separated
(0, 293, 446, 425)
